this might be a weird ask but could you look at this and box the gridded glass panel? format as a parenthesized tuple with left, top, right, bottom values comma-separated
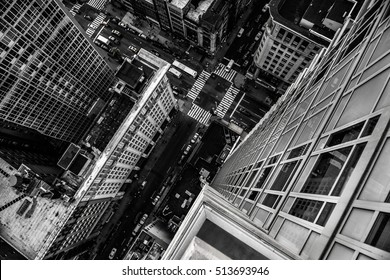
(262, 194, 280, 209)
(326, 122, 364, 147)
(247, 190, 259, 201)
(327, 242, 354, 260)
(337, 68, 390, 128)
(359, 138, 390, 202)
(254, 167, 272, 189)
(295, 109, 326, 145)
(275, 219, 309, 254)
(332, 143, 366, 196)
(270, 161, 299, 191)
(242, 201, 253, 214)
(369, 26, 390, 63)
(301, 231, 320, 259)
(375, 78, 390, 111)
(289, 198, 324, 222)
(281, 197, 295, 213)
(357, 254, 374, 260)
(361, 115, 380, 137)
(252, 207, 270, 227)
(301, 146, 352, 195)
(325, 94, 349, 132)
(341, 208, 374, 241)
(316, 202, 336, 226)
(365, 212, 390, 253)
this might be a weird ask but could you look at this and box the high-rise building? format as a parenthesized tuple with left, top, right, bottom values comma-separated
(0, 0, 114, 143)
(249, 0, 361, 93)
(164, 0, 390, 260)
(0, 2, 177, 259)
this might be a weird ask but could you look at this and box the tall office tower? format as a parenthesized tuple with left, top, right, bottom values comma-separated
(164, 0, 390, 260)
(0, 48, 177, 259)
(249, 0, 361, 93)
(0, 0, 114, 143)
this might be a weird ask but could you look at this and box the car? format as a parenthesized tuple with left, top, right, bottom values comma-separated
(126, 27, 138, 34)
(141, 180, 147, 188)
(151, 195, 160, 206)
(190, 133, 200, 144)
(110, 17, 119, 24)
(111, 30, 122, 37)
(183, 144, 192, 155)
(139, 213, 148, 225)
(108, 248, 117, 259)
(132, 223, 142, 236)
(100, 44, 109, 51)
(150, 49, 160, 57)
(255, 31, 262, 41)
(118, 21, 127, 28)
(262, 3, 269, 12)
(128, 44, 138, 53)
(83, 15, 92, 21)
(108, 36, 120, 45)
(242, 60, 249, 67)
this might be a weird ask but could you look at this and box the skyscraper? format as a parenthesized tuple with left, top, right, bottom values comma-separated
(0, 0, 114, 143)
(165, 0, 390, 260)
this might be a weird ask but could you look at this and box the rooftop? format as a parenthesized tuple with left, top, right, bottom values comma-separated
(169, 0, 191, 10)
(116, 62, 144, 89)
(0, 49, 171, 259)
(0, 158, 73, 259)
(186, 0, 214, 23)
(270, 0, 356, 45)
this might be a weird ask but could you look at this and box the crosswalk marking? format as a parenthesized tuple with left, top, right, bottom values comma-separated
(213, 63, 237, 82)
(86, 13, 106, 37)
(69, 3, 82, 16)
(186, 70, 210, 100)
(187, 104, 211, 125)
(215, 85, 240, 118)
(87, 0, 108, 11)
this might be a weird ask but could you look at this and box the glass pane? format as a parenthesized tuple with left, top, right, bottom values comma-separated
(295, 110, 326, 145)
(289, 198, 324, 222)
(365, 212, 390, 253)
(270, 161, 299, 191)
(301, 146, 352, 195)
(357, 254, 373, 260)
(262, 194, 280, 209)
(359, 138, 390, 202)
(275, 220, 309, 254)
(341, 208, 374, 241)
(361, 115, 380, 137)
(332, 143, 366, 196)
(252, 207, 270, 227)
(326, 122, 364, 147)
(254, 167, 272, 189)
(316, 202, 336, 226)
(327, 243, 354, 260)
(301, 231, 320, 259)
(337, 68, 390, 128)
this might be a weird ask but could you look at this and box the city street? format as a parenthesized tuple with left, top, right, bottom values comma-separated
(93, 111, 198, 260)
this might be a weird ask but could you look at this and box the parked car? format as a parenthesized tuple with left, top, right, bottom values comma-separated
(183, 144, 192, 155)
(118, 21, 127, 28)
(132, 223, 142, 236)
(108, 36, 120, 45)
(151, 195, 160, 206)
(111, 29, 122, 37)
(139, 213, 148, 225)
(128, 44, 138, 53)
(100, 44, 109, 51)
(83, 15, 92, 21)
(255, 31, 262, 41)
(190, 133, 200, 144)
(108, 248, 117, 259)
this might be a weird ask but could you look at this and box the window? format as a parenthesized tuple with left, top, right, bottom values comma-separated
(270, 161, 299, 191)
(326, 122, 364, 147)
(301, 146, 352, 195)
(255, 167, 272, 189)
(289, 198, 323, 222)
(365, 212, 390, 253)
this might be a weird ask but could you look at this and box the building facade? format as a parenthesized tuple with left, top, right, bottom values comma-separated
(250, 0, 358, 93)
(165, 0, 390, 260)
(0, 0, 115, 143)
(0, 43, 177, 258)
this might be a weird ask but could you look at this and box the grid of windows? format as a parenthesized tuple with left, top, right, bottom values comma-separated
(211, 0, 390, 260)
(0, 1, 114, 142)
